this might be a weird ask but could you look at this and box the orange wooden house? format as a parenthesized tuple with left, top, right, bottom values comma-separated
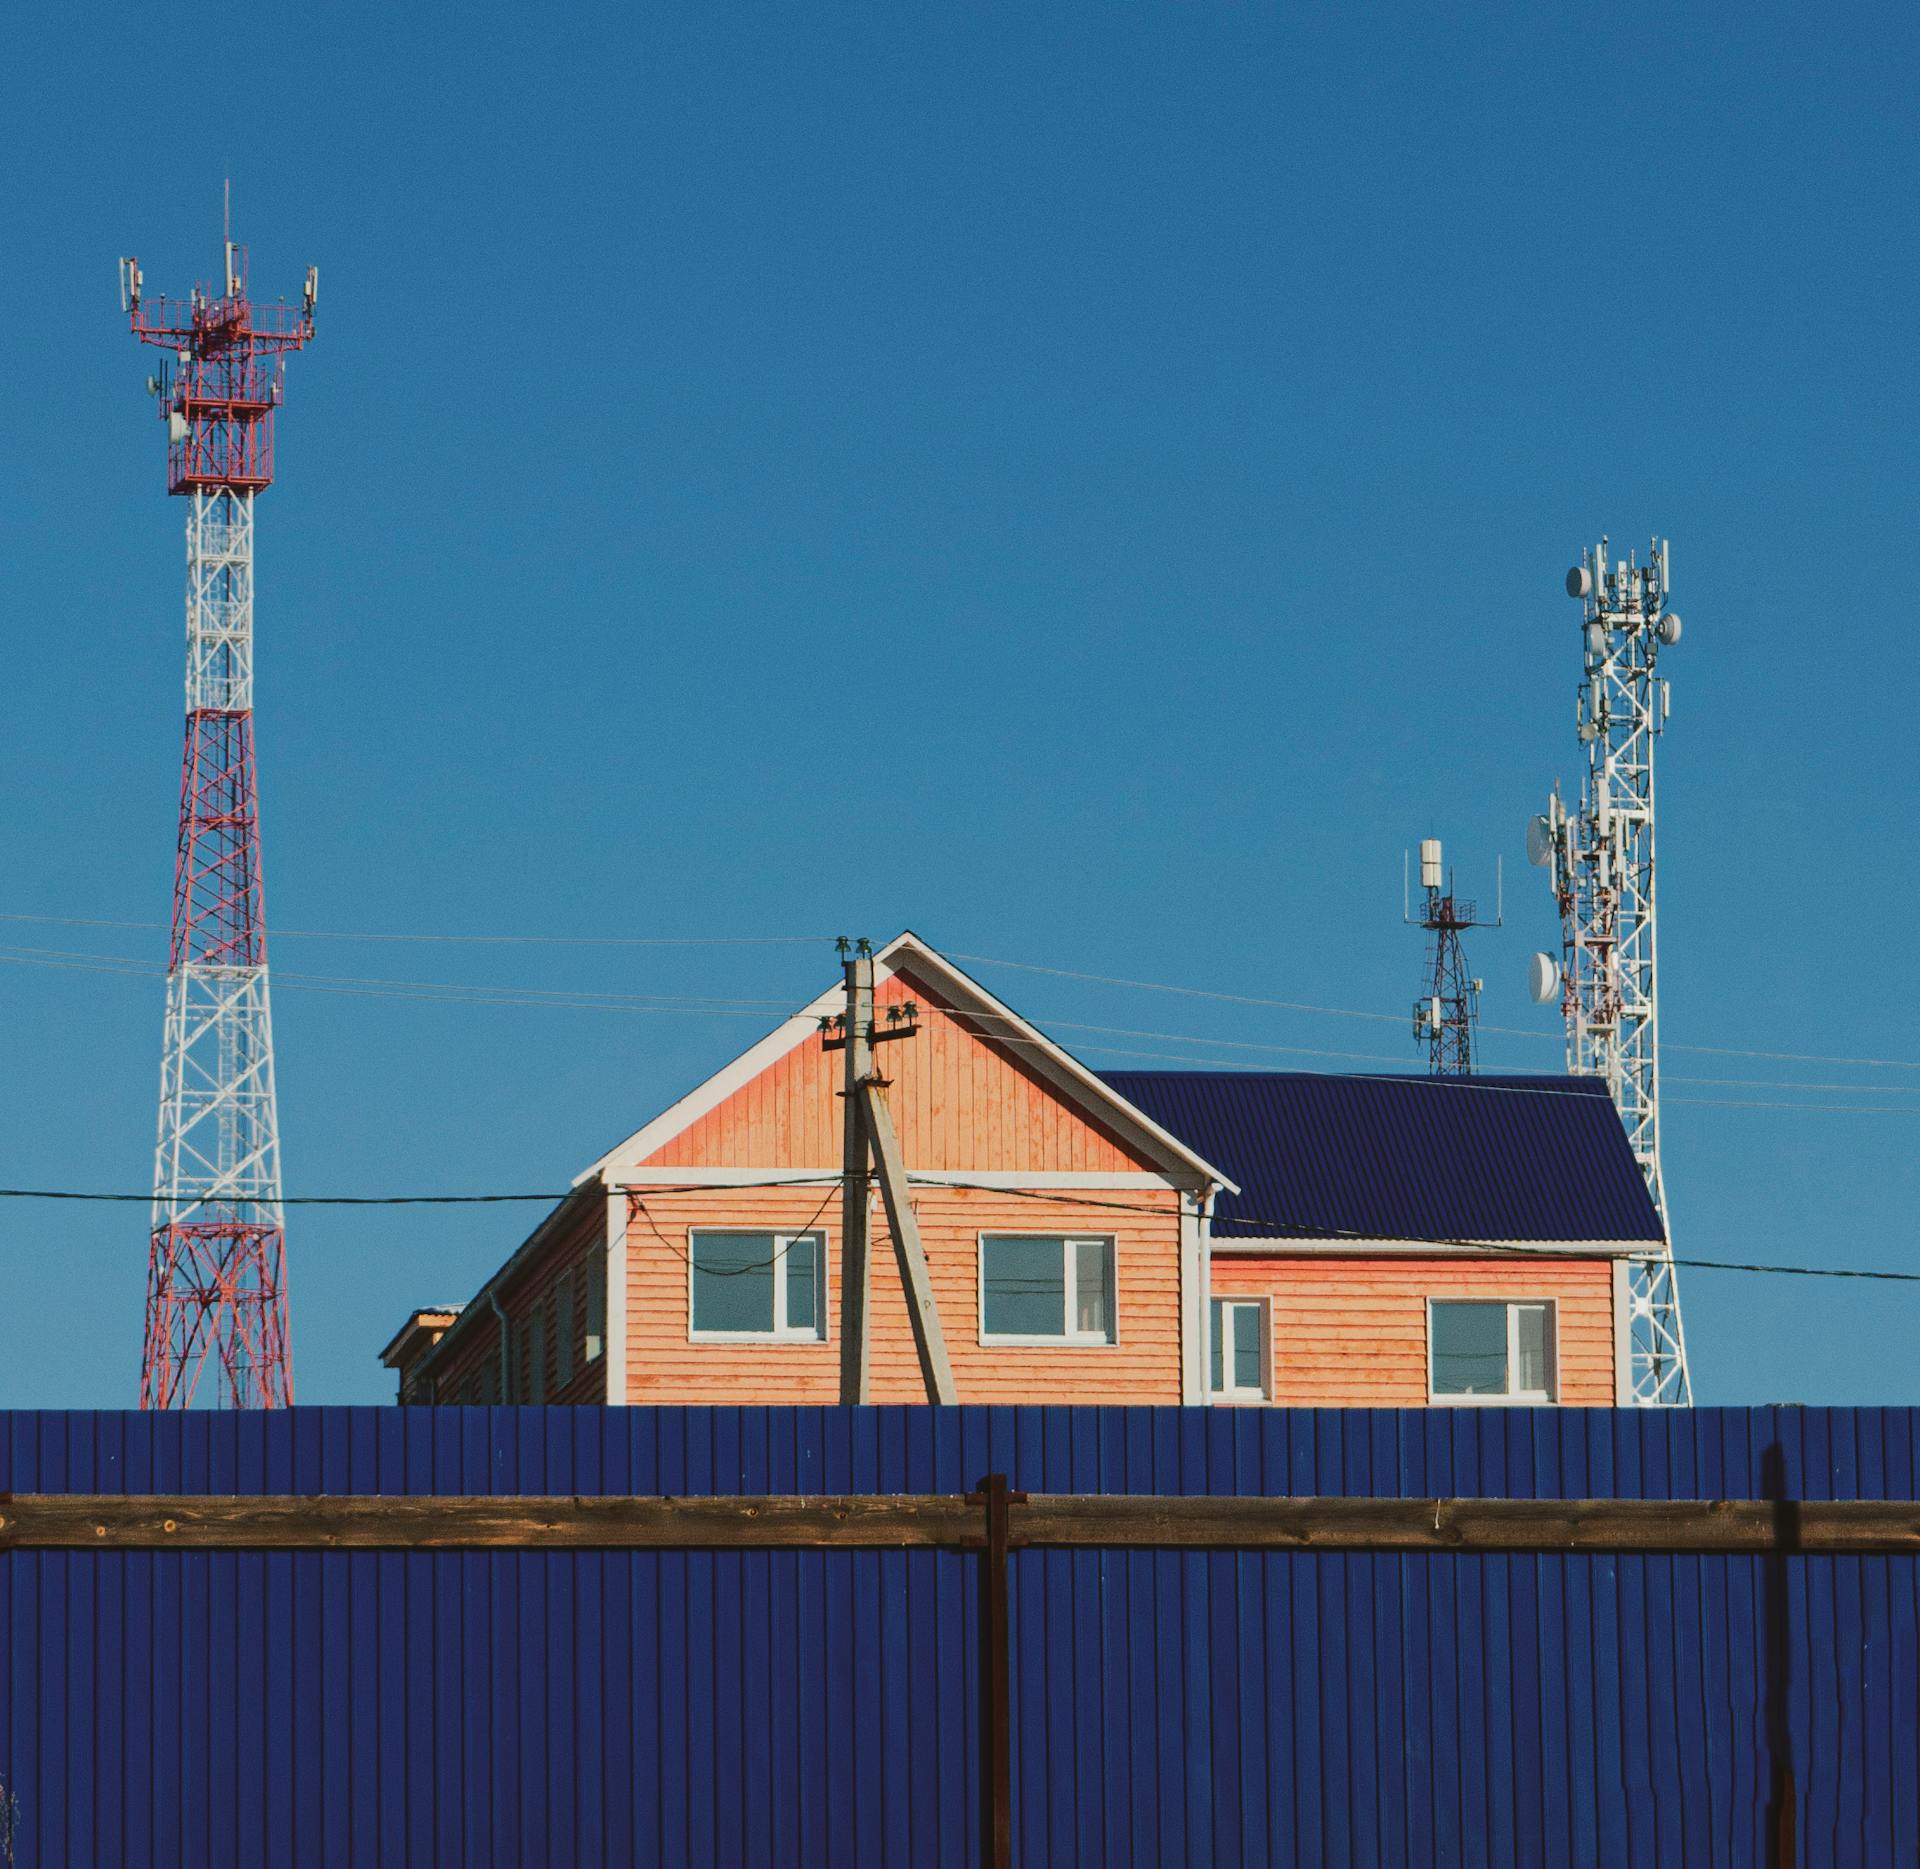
(383, 933, 1664, 1409)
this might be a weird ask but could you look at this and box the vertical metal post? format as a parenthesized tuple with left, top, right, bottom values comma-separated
(1762, 1441, 1798, 1868)
(976, 1473, 1016, 1869)
(838, 946, 874, 1405)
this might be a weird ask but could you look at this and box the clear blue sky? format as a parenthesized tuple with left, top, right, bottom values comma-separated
(1, 3, 1914, 1407)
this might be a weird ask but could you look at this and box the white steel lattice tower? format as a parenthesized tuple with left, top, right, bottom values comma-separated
(1532, 536, 1690, 1405)
(124, 237, 317, 1407)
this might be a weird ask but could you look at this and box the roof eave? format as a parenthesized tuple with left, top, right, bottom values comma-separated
(403, 1179, 605, 1380)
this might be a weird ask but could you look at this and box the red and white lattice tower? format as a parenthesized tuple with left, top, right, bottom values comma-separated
(121, 234, 317, 1407)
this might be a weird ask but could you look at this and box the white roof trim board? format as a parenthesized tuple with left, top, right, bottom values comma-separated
(579, 930, 1235, 1193)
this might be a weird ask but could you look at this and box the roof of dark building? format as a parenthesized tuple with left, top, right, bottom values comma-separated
(1101, 1071, 1664, 1244)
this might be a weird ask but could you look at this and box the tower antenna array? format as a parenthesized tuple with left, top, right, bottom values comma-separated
(1528, 536, 1690, 1405)
(1405, 838, 1496, 1075)
(120, 229, 319, 1408)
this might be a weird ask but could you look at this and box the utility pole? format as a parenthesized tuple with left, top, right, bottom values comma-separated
(822, 939, 957, 1405)
(832, 940, 874, 1403)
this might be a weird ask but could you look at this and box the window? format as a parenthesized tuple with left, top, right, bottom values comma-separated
(1429, 1300, 1557, 1403)
(979, 1236, 1115, 1344)
(584, 1260, 606, 1362)
(689, 1231, 826, 1341)
(1210, 1297, 1268, 1402)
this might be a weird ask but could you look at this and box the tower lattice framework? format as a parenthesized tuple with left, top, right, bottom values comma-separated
(123, 238, 317, 1408)
(1409, 839, 1486, 1076)
(1538, 536, 1690, 1405)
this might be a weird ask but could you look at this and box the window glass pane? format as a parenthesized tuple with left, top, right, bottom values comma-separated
(692, 1233, 777, 1334)
(585, 1260, 606, 1347)
(1516, 1304, 1553, 1395)
(1209, 1299, 1224, 1393)
(1073, 1239, 1113, 1339)
(1232, 1304, 1262, 1393)
(784, 1235, 819, 1335)
(982, 1236, 1066, 1337)
(1431, 1301, 1508, 1395)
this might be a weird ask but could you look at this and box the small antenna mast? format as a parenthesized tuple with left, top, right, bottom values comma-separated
(1403, 835, 1495, 1075)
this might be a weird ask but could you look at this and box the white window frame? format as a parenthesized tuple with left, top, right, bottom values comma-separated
(687, 1228, 829, 1344)
(1426, 1298, 1559, 1405)
(976, 1233, 1118, 1347)
(1209, 1295, 1269, 1403)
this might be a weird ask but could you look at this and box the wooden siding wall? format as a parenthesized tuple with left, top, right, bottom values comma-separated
(417, 1206, 609, 1407)
(623, 1184, 1185, 1405)
(1208, 1254, 1617, 1406)
(639, 967, 1157, 1175)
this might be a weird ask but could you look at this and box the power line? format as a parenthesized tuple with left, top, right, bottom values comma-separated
(11, 931, 1920, 1107)
(9, 940, 1920, 1109)
(971, 1184, 1920, 1286)
(950, 951, 1427, 1030)
(628, 1182, 840, 1278)
(8, 911, 1920, 1074)
(0, 912, 831, 949)
(1667, 1074, 1920, 1095)
(950, 949, 1920, 1073)
(2, 1175, 1917, 1287)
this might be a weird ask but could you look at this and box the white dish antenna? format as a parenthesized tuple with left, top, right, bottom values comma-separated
(1525, 813, 1553, 867)
(1528, 952, 1560, 1003)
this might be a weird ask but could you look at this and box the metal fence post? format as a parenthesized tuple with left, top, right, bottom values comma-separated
(974, 1473, 1023, 1869)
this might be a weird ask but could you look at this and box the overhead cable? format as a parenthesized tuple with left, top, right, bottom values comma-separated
(1, 1177, 1917, 1285)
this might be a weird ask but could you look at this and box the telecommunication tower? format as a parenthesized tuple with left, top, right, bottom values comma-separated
(121, 230, 318, 1408)
(1405, 838, 1492, 1074)
(1527, 536, 1690, 1405)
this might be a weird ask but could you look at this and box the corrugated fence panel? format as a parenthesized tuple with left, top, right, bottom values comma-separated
(2, 1406, 1918, 1865)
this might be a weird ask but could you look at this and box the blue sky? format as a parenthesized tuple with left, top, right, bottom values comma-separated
(1, 3, 1914, 1407)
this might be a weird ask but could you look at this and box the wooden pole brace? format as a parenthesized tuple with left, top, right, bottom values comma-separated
(861, 1079, 958, 1405)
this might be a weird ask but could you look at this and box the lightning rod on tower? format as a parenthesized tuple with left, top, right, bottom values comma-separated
(122, 223, 318, 1408)
(1527, 535, 1690, 1406)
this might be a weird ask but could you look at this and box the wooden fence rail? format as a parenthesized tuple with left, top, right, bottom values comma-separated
(5, 1488, 1918, 1552)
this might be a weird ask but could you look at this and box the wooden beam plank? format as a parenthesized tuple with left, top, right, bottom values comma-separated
(4, 1491, 1919, 1554)
(0, 1493, 981, 1551)
(1015, 1494, 1920, 1554)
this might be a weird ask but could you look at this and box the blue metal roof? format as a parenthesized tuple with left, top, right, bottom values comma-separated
(1100, 1070, 1665, 1242)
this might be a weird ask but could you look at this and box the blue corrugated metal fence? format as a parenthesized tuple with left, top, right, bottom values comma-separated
(3, 1405, 1917, 1865)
